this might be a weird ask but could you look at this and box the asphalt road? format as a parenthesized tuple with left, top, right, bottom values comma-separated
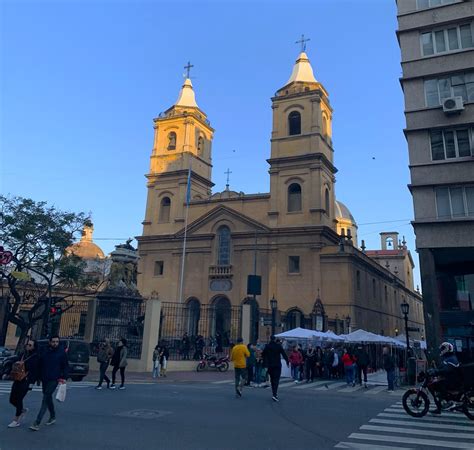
(0, 380, 472, 450)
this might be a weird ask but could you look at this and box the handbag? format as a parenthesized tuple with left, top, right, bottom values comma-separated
(55, 383, 67, 402)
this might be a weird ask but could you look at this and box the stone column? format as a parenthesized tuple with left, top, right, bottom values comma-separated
(241, 304, 251, 344)
(83, 298, 97, 343)
(140, 299, 162, 372)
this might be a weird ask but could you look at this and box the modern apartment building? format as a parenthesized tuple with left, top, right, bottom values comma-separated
(397, 0, 474, 362)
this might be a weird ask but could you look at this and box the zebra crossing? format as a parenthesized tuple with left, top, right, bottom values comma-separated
(211, 378, 401, 395)
(0, 380, 95, 396)
(335, 401, 474, 449)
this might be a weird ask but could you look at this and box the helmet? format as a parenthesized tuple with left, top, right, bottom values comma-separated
(439, 342, 454, 357)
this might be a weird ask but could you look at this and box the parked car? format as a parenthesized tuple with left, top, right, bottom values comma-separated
(0, 339, 89, 382)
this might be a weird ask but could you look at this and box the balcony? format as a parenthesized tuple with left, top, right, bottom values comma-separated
(209, 265, 233, 279)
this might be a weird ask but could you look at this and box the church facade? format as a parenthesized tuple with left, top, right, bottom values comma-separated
(137, 51, 424, 342)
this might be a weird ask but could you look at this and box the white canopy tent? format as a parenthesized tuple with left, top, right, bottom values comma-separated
(341, 329, 402, 345)
(275, 327, 325, 339)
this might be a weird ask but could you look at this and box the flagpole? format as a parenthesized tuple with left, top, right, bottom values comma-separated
(178, 167, 191, 303)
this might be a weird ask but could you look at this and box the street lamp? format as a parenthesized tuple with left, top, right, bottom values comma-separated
(345, 315, 351, 334)
(270, 295, 278, 337)
(401, 300, 410, 362)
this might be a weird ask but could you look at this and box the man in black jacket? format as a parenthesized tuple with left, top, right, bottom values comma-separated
(30, 335, 69, 431)
(262, 336, 289, 402)
(355, 345, 370, 388)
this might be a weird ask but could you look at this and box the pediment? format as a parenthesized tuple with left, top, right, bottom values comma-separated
(175, 205, 269, 237)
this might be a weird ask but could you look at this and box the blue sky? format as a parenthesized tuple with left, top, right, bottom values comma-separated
(1, 0, 419, 286)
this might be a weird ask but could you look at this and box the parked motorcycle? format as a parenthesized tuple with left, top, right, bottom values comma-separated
(196, 354, 229, 372)
(402, 365, 474, 420)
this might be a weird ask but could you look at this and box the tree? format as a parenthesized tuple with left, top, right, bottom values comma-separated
(0, 196, 102, 348)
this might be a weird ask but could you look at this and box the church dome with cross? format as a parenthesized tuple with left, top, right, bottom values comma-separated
(335, 200, 358, 245)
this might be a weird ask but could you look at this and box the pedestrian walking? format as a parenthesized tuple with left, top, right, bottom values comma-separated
(29, 335, 69, 431)
(314, 347, 323, 378)
(383, 346, 396, 392)
(152, 345, 160, 378)
(8, 339, 39, 428)
(342, 348, 356, 386)
(262, 336, 289, 402)
(245, 343, 256, 386)
(331, 348, 339, 379)
(96, 339, 113, 389)
(230, 337, 250, 398)
(110, 338, 128, 390)
(254, 344, 264, 387)
(181, 333, 190, 360)
(289, 346, 303, 383)
(159, 344, 169, 377)
(355, 345, 369, 388)
(304, 344, 316, 383)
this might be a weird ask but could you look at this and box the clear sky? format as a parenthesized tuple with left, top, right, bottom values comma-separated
(1, 0, 420, 287)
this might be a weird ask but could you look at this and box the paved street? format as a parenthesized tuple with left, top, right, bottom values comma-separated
(0, 378, 472, 450)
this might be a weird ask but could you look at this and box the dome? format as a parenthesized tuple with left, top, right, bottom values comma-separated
(66, 223, 105, 259)
(335, 201, 356, 225)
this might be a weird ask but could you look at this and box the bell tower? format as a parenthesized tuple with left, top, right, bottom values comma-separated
(268, 43, 337, 230)
(142, 63, 214, 235)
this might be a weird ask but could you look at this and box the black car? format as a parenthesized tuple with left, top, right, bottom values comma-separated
(0, 339, 89, 382)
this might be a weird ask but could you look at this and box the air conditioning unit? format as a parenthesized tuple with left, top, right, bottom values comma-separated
(442, 96, 464, 115)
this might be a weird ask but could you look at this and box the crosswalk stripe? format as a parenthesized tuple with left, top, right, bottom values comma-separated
(378, 412, 474, 425)
(365, 385, 387, 395)
(294, 381, 323, 389)
(384, 408, 464, 418)
(360, 424, 474, 440)
(335, 442, 414, 450)
(349, 433, 474, 449)
(315, 381, 346, 390)
(278, 381, 297, 389)
(370, 418, 474, 431)
(212, 380, 233, 384)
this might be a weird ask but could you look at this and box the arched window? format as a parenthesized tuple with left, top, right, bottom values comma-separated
(159, 197, 171, 222)
(288, 111, 301, 136)
(325, 188, 330, 215)
(167, 132, 177, 150)
(386, 237, 394, 249)
(211, 296, 231, 338)
(288, 183, 302, 212)
(322, 115, 328, 137)
(217, 226, 231, 265)
(185, 298, 201, 336)
(286, 308, 305, 329)
(356, 270, 361, 290)
(197, 136, 204, 156)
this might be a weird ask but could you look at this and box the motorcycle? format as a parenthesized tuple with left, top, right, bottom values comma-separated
(402, 366, 474, 420)
(196, 354, 229, 372)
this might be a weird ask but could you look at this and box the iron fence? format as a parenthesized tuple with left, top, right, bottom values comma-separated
(50, 299, 90, 340)
(159, 301, 242, 360)
(92, 298, 146, 359)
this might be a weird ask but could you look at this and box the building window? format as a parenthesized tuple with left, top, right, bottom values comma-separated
(384, 285, 388, 301)
(424, 71, 474, 107)
(154, 261, 164, 276)
(421, 24, 473, 56)
(436, 186, 474, 218)
(159, 197, 171, 222)
(217, 226, 231, 265)
(322, 115, 328, 137)
(372, 278, 376, 299)
(417, 0, 456, 9)
(167, 132, 177, 150)
(288, 256, 300, 274)
(356, 270, 361, 290)
(325, 188, 330, 215)
(288, 111, 301, 135)
(288, 183, 302, 212)
(431, 128, 472, 160)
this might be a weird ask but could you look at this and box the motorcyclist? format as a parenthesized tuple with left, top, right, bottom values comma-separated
(428, 342, 460, 415)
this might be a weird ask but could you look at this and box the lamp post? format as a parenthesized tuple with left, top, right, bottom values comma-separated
(345, 315, 351, 334)
(270, 295, 278, 337)
(401, 301, 410, 365)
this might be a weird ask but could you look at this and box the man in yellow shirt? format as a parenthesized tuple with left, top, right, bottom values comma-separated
(230, 338, 250, 398)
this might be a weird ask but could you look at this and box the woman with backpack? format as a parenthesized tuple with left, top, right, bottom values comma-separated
(8, 339, 39, 428)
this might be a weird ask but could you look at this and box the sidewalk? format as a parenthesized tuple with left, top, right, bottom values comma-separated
(85, 369, 233, 384)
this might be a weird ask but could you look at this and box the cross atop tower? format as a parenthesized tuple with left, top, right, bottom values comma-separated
(184, 61, 194, 79)
(224, 168, 232, 190)
(295, 34, 310, 52)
